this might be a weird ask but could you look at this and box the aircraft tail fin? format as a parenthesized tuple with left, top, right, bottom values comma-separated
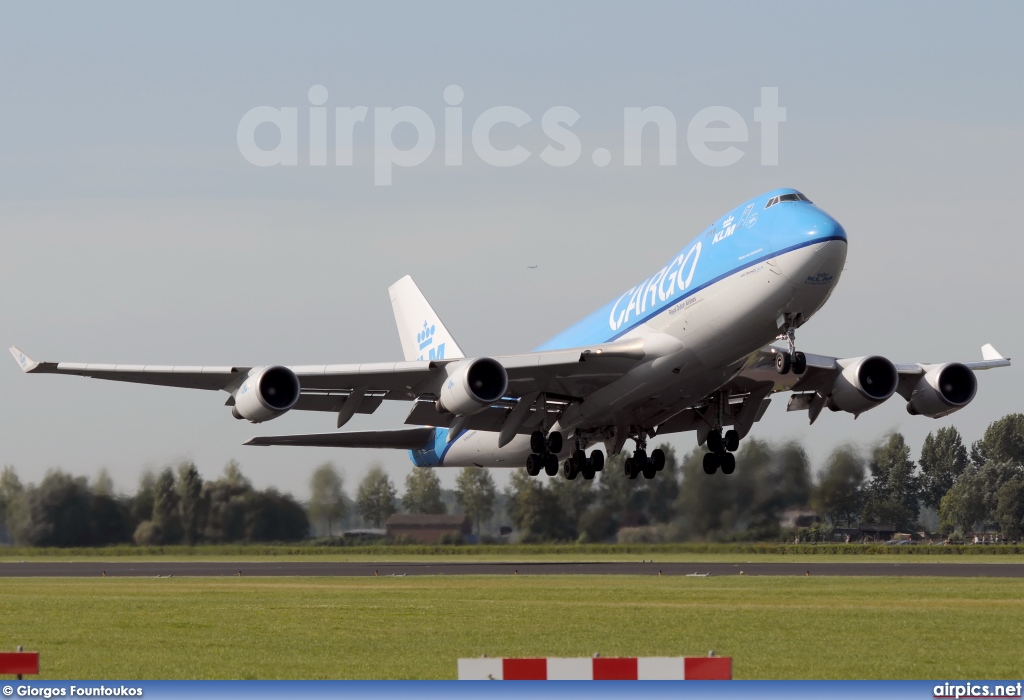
(388, 276, 466, 363)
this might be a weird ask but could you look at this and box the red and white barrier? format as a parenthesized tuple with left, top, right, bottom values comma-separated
(458, 656, 731, 680)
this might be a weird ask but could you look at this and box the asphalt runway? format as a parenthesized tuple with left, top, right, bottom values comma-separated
(2, 561, 1023, 578)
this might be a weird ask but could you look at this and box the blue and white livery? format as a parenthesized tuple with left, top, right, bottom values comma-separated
(10, 189, 1010, 479)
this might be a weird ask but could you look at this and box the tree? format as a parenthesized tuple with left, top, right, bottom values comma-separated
(0, 465, 24, 544)
(995, 480, 1024, 541)
(402, 469, 446, 515)
(308, 462, 347, 536)
(813, 445, 866, 527)
(130, 471, 156, 525)
(939, 467, 988, 534)
(455, 467, 496, 536)
(596, 452, 649, 528)
(244, 489, 309, 542)
(15, 470, 95, 547)
(177, 461, 204, 545)
(151, 467, 183, 544)
(645, 444, 681, 524)
(92, 468, 114, 497)
(978, 414, 1024, 466)
(861, 433, 919, 530)
(504, 469, 572, 542)
(356, 466, 397, 527)
(919, 427, 969, 510)
(200, 462, 253, 543)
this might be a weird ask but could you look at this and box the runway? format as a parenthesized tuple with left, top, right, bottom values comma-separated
(2, 561, 1024, 578)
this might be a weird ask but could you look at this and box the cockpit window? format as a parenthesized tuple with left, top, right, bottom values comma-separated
(765, 192, 811, 208)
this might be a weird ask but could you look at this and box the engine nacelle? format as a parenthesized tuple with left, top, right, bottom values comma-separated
(827, 355, 899, 416)
(437, 357, 508, 416)
(906, 363, 977, 418)
(231, 365, 300, 423)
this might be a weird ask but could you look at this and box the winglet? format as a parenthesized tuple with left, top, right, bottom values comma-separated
(9, 346, 40, 373)
(981, 344, 1005, 361)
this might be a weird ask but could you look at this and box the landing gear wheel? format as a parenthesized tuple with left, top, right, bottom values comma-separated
(581, 463, 595, 480)
(642, 462, 657, 479)
(720, 452, 737, 475)
(590, 450, 604, 472)
(775, 351, 792, 375)
(530, 431, 545, 455)
(724, 430, 740, 453)
(564, 460, 578, 480)
(526, 454, 541, 477)
(703, 452, 720, 475)
(626, 458, 639, 480)
(651, 448, 666, 472)
(547, 431, 563, 454)
(792, 351, 807, 375)
(544, 454, 559, 477)
(707, 430, 724, 454)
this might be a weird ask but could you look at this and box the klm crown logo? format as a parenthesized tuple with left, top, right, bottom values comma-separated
(416, 320, 446, 361)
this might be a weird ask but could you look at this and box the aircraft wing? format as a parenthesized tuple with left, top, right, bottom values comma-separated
(732, 343, 1010, 424)
(9, 338, 650, 419)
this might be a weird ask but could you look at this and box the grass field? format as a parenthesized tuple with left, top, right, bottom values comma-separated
(1, 575, 1022, 680)
(4, 543, 1024, 564)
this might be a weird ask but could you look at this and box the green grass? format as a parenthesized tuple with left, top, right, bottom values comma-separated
(4, 542, 1024, 563)
(1, 575, 1022, 679)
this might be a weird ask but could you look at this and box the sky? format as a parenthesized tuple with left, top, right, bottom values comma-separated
(2, 1, 1022, 500)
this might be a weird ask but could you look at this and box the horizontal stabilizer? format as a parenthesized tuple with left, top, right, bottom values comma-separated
(245, 427, 434, 449)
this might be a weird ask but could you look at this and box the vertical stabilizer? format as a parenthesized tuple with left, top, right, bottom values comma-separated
(388, 276, 466, 362)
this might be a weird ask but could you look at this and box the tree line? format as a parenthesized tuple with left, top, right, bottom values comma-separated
(1, 412, 1022, 547)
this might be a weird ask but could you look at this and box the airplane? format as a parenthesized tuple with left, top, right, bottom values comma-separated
(10, 188, 1011, 481)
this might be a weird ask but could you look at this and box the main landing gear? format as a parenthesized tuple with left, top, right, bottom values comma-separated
(563, 441, 604, 481)
(774, 319, 807, 376)
(703, 428, 739, 475)
(525, 431, 605, 480)
(525, 430, 561, 477)
(624, 435, 666, 480)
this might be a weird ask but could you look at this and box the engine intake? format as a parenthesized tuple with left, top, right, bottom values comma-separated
(827, 355, 898, 416)
(906, 363, 977, 418)
(437, 357, 508, 416)
(232, 365, 301, 423)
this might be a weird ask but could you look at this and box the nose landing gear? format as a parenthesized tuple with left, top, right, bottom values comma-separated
(775, 316, 807, 376)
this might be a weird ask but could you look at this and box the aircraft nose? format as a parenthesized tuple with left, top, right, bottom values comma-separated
(770, 205, 848, 280)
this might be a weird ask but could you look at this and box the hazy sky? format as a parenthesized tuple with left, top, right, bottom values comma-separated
(2, 2, 1022, 499)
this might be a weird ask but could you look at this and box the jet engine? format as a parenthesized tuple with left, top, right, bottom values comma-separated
(827, 355, 899, 416)
(231, 365, 301, 423)
(436, 357, 508, 416)
(906, 363, 977, 418)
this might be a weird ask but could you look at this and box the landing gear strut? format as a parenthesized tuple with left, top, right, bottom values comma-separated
(775, 317, 806, 376)
(702, 428, 739, 475)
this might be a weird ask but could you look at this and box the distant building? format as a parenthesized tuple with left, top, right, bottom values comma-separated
(778, 507, 819, 530)
(386, 514, 471, 543)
